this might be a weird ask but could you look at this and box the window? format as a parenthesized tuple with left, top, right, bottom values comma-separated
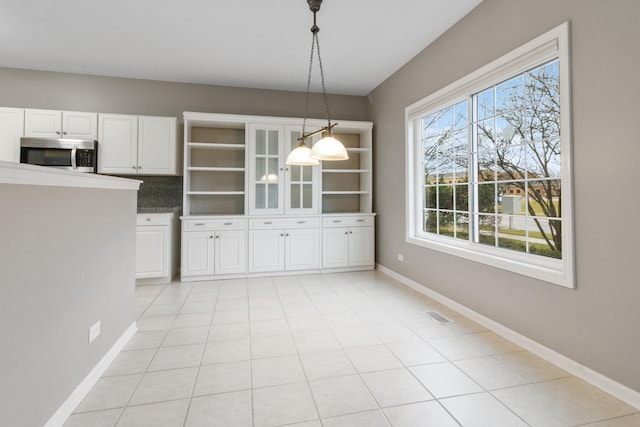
(406, 23, 573, 288)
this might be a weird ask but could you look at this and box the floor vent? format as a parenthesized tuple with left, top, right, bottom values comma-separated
(425, 311, 453, 325)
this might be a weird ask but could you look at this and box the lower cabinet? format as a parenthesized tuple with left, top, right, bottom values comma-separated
(322, 216, 375, 269)
(248, 225, 320, 273)
(181, 218, 246, 280)
(180, 214, 373, 281)
(136, 213, 177, 283)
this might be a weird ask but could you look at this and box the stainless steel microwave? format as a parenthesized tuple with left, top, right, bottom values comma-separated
(20, 138, 98, 173)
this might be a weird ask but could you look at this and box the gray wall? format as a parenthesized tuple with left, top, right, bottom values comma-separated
(0, 67, 369, 121)
(369, 0, 640, 392)
(0, 183, 137, 427)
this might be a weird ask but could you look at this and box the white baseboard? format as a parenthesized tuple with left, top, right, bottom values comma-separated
(43, 322, 138, 427)
(375, 264, 640, 410)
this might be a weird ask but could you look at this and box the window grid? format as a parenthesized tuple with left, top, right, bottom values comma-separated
(421, 60, 562, 260)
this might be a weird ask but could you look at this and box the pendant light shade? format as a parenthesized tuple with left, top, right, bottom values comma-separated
(287, 0, 348, 165)
(286, 143, 320, 165)
(309, 135, 348, 160)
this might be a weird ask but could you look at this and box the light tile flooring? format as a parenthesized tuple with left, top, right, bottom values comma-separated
(65, 271, 639, 427)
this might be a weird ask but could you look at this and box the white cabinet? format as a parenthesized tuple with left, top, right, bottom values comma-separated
(0, 107, 24, 162)
(98, 114, 178, 175)
(248, 124, 320, 216)
(322, 215, 375, 269)
(24, 109, 97, 139)
(181, 218, 246, 280)
(136, 213, 177, 283)
(181, 231, 215, 277)
(98, 114, 138, 174)
(248, 217, 320, 273)
(179, 112, 375, 281)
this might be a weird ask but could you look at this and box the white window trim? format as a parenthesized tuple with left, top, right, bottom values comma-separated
(405, 22, 574, 288)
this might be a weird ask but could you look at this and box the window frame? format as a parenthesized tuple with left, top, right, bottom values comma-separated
(405, 22, 574, 288)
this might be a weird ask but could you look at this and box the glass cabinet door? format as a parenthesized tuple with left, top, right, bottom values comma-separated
(285, 127, 319, 214)
(250, 125, 284, 214)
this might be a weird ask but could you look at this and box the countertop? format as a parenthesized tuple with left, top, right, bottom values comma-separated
(138, 207, 182, 214)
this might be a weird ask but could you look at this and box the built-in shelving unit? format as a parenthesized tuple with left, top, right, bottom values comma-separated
(320, 129, 372, 214)
(181, 112, 375, 282)
(183, 114, 248, 215)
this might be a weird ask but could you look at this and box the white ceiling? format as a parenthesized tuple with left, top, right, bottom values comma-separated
(0, 0, 481, 96)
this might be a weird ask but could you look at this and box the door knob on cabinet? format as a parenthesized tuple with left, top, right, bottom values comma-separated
(216, 235, 220, 239)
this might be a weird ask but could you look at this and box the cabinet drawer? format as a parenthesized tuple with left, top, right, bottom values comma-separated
(250, 217, 319, 229)
(184, 219, 244, 230)
(137, 213, 170, 226)
(323, 216, 373, 227)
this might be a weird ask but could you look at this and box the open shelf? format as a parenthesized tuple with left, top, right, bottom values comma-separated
(187, 142, 245, 150)
(187, 167, 245, 172)
(322, 169, 370, 174)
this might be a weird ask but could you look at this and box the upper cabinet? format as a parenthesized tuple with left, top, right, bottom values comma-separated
(98, 114, 178, 175)
(182, 112, 372, 216)
(24, 109, 97, 140)
(247, 123, 321, 216)
(0, 107, 24, 163)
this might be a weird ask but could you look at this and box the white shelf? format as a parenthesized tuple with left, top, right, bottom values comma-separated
(322, 191, 370, 195)
(345, 147, 370, 153)
(188, 142, 245, 150)
(187, 191, 245, 196)
(187, 167, 245, 172)
(322, 169, 370, 174)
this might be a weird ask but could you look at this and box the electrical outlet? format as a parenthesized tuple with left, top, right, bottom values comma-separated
(397, 254, 404, 261)
(89, 321, 101, 343)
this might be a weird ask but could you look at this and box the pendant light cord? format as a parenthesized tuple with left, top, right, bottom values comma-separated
(302, 9, 333, 140)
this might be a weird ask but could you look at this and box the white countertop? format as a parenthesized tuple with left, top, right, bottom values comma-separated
(0, 161, 141, 190)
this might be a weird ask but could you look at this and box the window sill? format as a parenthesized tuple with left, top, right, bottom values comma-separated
(407, 234, 574, 289)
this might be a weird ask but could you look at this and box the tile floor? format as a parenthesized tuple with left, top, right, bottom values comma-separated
(64, 271, 639, 426)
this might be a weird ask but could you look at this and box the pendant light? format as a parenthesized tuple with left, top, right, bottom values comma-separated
(286, 0, 348, 165)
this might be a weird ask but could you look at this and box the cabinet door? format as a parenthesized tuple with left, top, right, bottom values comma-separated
(349, 226, 375, 267)
(248, 229, 285, 272)
(181, 231, 215, 278)
(285, 126, 320, 215)
(215, 230, 246, 275)
(322, 227, 349, 269)
(0, 107, 24, 162)
(98, 114, 138, 174)
(136, 226, 168, 278)
(138, 116, 177, 175)
(63, 111, 97, 139)
(286, 227, 320, 271)
(24, 109, 62, 138)
(249, 124, 284, 215)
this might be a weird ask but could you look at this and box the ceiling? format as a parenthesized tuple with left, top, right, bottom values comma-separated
(0, 0, 481, 96)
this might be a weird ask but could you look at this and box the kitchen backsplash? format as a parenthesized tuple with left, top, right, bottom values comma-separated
(123, 175, 183, 210)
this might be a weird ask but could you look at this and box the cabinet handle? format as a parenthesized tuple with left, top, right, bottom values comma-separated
(286, 233, 289, 236)
(280, 168, 283, 171)
(195, 223, 205, 226)
(264, 221, 272, 225)
(333, 220, 342, 223)
(216, 235, 220, 239)
(344, 231, 348, 235)
(357, 219, 365, 222)
(62, 131, 67, 135)
(146, 218, 151, 221)
(223, 222, 233, 226)
(350, 231, 353, 234)
(280, 233, 284, 237)
(132, 166, 136, 169)
(56, 131, 61, 135)
(297, 221, 306, 224)
(137, 166, 141, 169)
(209, 235, 214, 239)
